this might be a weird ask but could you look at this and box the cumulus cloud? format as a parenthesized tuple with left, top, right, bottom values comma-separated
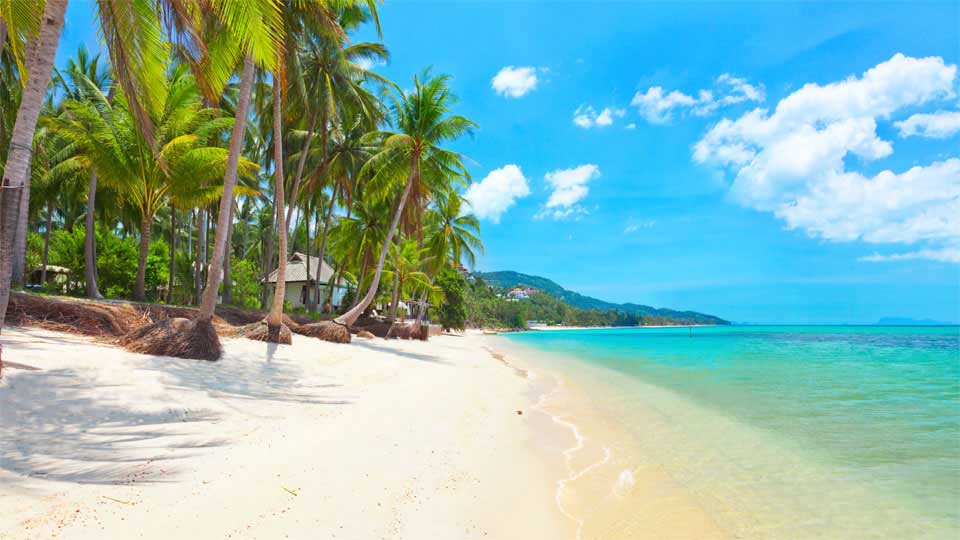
(693, 53, 959, 263)
(491, 66, 539, 98)
(895, 110, 960, 139)
(573, 105, 626, 128)
(631, 73, 765, 123)
(535, 164, 601, 220)
(463, 165, 531, 223)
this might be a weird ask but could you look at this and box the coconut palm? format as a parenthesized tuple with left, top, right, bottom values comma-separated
(50, 67, 256, 302)
(302, 70, 475, 343)
(0, 0, 68, 342)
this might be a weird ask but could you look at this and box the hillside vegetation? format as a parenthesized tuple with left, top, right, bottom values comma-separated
(464, 272, 729, 328)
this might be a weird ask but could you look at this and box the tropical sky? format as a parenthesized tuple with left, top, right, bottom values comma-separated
(60, 1, 959, 324)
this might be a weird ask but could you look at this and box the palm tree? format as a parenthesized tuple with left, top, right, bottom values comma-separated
(51, 68, 255, 301)
(383, 238, 433, 324)
(52, 46, 111, 298)
(304, 70, 475, 342)
(0, 0, 68, 342)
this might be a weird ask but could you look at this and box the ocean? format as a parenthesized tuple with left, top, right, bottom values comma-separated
(501, 325, 960, 539)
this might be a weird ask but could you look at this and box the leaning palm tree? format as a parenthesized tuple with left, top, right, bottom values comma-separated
(302, 70, 475, 343)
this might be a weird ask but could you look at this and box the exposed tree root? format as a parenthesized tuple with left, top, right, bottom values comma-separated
(240, 320, 293, 344)
(117, 317, 221, 361)
(296, 320, 351, 343)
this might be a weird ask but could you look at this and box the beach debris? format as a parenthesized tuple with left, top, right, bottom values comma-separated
(516, 410, 523, 415)
(282, 486, 299, 497)
(102, 496, 133, 505)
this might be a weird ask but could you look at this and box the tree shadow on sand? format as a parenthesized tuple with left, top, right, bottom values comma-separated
(135, 341, 354, 406)
(0, 367, 224, 486)
(350, 339, 450, 365)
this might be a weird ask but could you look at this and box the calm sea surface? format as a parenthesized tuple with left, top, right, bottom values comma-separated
(504, 325, 960, 538)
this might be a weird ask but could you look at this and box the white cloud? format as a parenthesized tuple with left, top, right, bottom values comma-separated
(624, 220, 656, 233)
(573, 105, 625, 128)
(631, 87, 698, 123)
(536, 164, 601, 220)
(463, 165, 531, 224)
(631, 73, 765, 123)
(625, 123, 637, 130)
(491, 66, 539, 98)
(895, 110, 960, 139)
(694, 53, 959, 263)
(860, 246, 960, 263)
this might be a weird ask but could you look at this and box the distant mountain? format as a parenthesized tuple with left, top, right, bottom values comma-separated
(876, 317, 955, 326)
(474, 270, 729, 325)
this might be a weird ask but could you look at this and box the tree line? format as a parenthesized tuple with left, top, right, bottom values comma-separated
(0, 0, 482, 360)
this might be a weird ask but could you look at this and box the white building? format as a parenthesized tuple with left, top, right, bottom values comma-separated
(264, 252, 350, 310)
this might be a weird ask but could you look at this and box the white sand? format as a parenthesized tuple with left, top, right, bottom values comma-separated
(0, 327, 570, 540)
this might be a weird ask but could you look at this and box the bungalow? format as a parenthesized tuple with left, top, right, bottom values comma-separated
(264, 252, 350, 310)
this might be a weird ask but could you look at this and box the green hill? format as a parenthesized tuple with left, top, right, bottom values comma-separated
(474, 270, 729, 325)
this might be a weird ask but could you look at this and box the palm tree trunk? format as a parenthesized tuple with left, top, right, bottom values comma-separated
(304, 200, 314, 312)
(166, 208, 177, 303)
(327, 253, 349, 309)
(199, 55, 254, 319)
(11, 172, 31, 287)
(312, 183, 339, 309)
(284, 107, 319, 241)
(335, 157, 418, 328)
(85, 170, 102, 298)
(266, 70, 288, 332)
(261, 206, 275, 310)
(349, 253, 369, 311)
(222, 201, 235, 305)
(133, 215, 152, 302)
(388, 271, 400, 322)
(0, 0, 68, 334)
(40, 201, 54, 286)
(193, 207, 204, 304)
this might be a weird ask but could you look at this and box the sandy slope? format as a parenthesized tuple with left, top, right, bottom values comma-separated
(0, 327, 569, 540)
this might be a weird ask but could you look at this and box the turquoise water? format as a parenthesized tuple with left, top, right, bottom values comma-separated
(504, 325, 960, 538)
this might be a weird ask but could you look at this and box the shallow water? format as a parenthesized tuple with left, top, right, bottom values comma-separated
(504, 325, 960, 539)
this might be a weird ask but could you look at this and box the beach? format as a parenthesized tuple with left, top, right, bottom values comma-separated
(0, 328, 574, 540)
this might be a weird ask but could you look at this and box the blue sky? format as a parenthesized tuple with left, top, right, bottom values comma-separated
(59, 1, 960, 324)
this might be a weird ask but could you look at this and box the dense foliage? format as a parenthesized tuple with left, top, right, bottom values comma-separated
(475, 270, 729, 325)
(464, 276, 723, 329)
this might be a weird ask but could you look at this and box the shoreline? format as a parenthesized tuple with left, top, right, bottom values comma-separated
(0, 327, 573, 539)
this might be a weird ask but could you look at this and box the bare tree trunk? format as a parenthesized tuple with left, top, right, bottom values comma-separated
(349, 253, 369, 311)
(284, 107, 319, 243)
(0, 0, 68, 335)
(303, 200, 314, 311)
(265, 71, 289, 336)
(199, 54, 254, 319)
(313, 183, 339, 309)
(133, 215, 152, 302)
(388, 271, 400, 322)
(11, 170, 30, 287)
(222, 200, 235, 306)
(166, 208, 177, 303)
(193, 207, 204, 304)
(40, 200, 53, 286)
(335, 156, 418, 328)
(85, 170, 102, 298)
(186, 208, 193, 259)
(261, 205, 275, 310)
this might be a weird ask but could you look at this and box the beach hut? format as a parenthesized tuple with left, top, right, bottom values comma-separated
(264, 253, 349, 310)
